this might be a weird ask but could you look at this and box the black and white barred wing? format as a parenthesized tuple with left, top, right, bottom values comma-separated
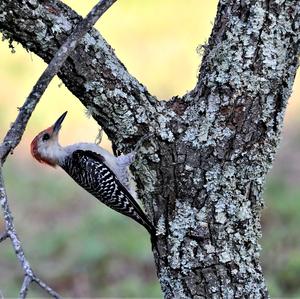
(61, 150, 154, 235)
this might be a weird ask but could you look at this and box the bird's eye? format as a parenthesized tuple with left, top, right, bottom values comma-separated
(42, 133, 50, 141)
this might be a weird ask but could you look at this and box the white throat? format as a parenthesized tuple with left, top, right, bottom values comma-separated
(38, 140, 67, 165)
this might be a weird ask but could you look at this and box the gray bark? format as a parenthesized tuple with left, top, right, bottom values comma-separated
(1, 0, 299, 298)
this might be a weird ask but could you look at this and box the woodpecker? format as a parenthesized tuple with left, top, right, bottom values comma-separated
(31, 111, 155, 236)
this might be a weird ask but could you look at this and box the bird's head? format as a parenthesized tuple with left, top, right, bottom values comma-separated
(31, 111, 67, 167)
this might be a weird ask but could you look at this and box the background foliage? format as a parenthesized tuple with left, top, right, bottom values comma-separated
(0, 1, 300, 297)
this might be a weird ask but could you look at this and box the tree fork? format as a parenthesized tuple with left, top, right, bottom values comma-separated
(1, 0, 299, 298)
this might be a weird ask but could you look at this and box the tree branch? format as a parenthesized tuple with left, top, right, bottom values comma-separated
(0, 0, 117, 164)
(32, 276, 62, 299)
(188, 0, 300, 150)
(19, 275, 32, 299)
(0, 0, 158, 147)
(0, 0, 117, 297)
(2, 1, 298, 297)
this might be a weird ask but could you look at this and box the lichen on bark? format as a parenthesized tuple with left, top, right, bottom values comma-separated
(1, 0, 300, 298)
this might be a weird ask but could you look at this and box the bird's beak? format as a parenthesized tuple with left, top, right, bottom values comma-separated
(53, 111, 68, 134)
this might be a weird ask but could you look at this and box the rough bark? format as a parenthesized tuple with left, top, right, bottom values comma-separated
(0, 0, 157, 147)
(1, 0, 299, 298)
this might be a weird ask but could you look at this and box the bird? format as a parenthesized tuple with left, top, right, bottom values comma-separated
(30, 111, 155, 236)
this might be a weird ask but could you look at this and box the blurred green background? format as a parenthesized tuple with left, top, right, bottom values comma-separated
(0, 1, 300, 297)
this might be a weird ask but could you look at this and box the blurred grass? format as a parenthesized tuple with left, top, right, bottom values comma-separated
(1, 160, 158, 298)
(263, 179, 300, 297)
(261, 127, 300, 297)
(1, 0, 300, 297)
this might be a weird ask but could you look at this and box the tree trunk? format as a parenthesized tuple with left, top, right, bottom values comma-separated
(1, 1, 299, 298)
